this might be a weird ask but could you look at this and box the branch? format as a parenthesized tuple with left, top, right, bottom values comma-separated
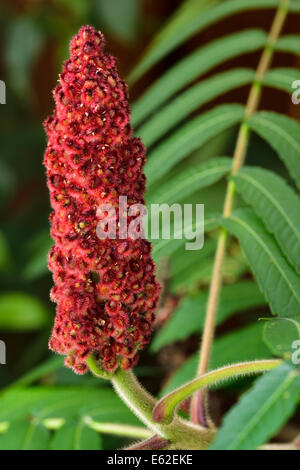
(87, 354, 215, 449)
(155, 360, 281, 424)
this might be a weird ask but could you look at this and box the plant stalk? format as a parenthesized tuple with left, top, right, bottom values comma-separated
(83, 416, 153, 439)
(87, 355, 215, 449)
(125, 435, 170, 450)
(154, 360, 281, 424)
(191, 0, 290, 425)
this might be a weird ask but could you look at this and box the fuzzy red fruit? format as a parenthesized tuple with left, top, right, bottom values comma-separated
(44, 25, 160, 374)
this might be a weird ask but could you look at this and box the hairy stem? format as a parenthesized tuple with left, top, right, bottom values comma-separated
(191, 0, 290, 425)
(111, 368, 157, 433)
(155, 360, 281, 424)
(87, 355, 215, 449)
(125, 435, 170, 450)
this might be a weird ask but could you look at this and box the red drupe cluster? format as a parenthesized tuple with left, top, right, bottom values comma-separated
(44, 26, 160, 374)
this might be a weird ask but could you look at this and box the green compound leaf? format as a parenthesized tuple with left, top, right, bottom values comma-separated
(132, 30, 265, 126)
(139, 68, 254, 147)
(129, 0, 297, 85)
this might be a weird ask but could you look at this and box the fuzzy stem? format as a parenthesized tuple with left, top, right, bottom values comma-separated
(125, 435, 170, 450)
(191, 0, 290, 425)
(111, 368, 157, 433)
(86, 355, 114, 380)
(155, 360, 281, 424)
(87, 355, 215, 449)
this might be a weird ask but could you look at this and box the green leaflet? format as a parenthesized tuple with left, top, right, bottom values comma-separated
(131, 30, 265, 126)
(129, 0, 298, 85)
(148, 158, 232, 204)
(233, 167, 300, 273)
(262, 67, 300, 93)
(139, 69, 254, 147)
(151, 281, 266, 352)
(248, 111, 300, 190)
(222, 209, 300, 318)
(263, 316, 300, 359)
(145, 104, 244, 186)
(275, 34, 300, 55)
(210, 363, 300, 450)
(161, 322, 272, 396)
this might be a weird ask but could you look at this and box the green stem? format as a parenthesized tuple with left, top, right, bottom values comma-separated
(87, 355, 215, 449)
(83, 416, 152, 440)
(155, 360, 282, 424)
(86, 355, 114, 380)
(191, 0, 290, 425)
(111, 368, 157, 433)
